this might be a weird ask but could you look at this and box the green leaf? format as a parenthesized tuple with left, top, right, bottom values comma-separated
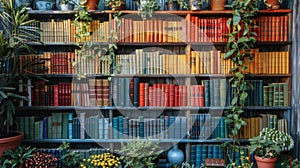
(224, 49, 235, 59)
(237, 37, 249, 43)
(233, 16, 241, 26)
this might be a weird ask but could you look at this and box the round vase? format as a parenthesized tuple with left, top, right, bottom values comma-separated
(265, 0, 280, 10)
(210, 0, 226, 11)
(255, 155, 278, 168)
(167, 144, 184, 165)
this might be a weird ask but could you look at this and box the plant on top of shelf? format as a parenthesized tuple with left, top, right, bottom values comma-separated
(221, 0, 260, 166)
(165, 0, 189, 10)
(0, 0, 41, 141)
(137, 0, 160, 20)
(106, 0, 126, 10)
(117, 138, 163, 168)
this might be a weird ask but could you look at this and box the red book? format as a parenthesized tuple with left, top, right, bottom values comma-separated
(102, 79, 110, 106)
(199, 85, 204, 107)
(182, 85, 187, 106)
(53, 85, 59, 106)
(149, 86, 153, 106)
(169, 84, 175, 107)
(139, 83, 145, 107)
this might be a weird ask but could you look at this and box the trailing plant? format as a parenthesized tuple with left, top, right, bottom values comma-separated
(222, 0, 260, 166)
(137, 0, 160, 20)
(117, 138, 163, 168)
(0, 145, 36, 168)
(73, 0, 122, 79)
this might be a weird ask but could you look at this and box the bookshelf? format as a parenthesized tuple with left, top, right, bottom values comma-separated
(16, 8, 293, 166)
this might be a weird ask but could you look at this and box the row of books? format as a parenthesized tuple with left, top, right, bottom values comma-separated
(19, 52, 111, 75)
(23, 79, 288, 108)
(32, 15, 289, 43)
(190, 115, 228, 139)
(190, 144, 225, 167)
(20, 79, 110, 107)
(238, 115, 288, 139)
(18, 49, 290, 75)
(263, 83, 289, 107)
(18, 111, 287, 140)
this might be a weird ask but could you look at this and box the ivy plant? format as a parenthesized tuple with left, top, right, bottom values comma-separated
(222, 0, 260, 166)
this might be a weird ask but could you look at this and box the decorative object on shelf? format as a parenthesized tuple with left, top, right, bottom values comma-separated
(117, 138, 163, 168)
(254, 155, 278, 168)
(210, 0, 226, 10)
(0, 0, 41, 155)
(264, 0, 282, 9)
(0, 145, 36, 167)
(189, 0, 203, 10)
(249, 128, 294, 168)
(34, 0, 55, 10)
(137, 0, 160, 20)
(165, 0, 188, 10)
(167, 144, 184, 166)
(83, 0, 100, 10)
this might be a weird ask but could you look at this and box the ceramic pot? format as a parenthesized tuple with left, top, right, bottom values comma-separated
(166, 1, 179, 10)
(167, 144, 184, 165)
(255, 155, 278, 168)
(84, 0, 100, 10)
(0, 131, 24, 156)
(265, 0, 280, 9)
(210, 0, 226, 11)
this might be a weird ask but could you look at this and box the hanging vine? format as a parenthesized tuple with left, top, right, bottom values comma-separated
(222, 0, 260, 166)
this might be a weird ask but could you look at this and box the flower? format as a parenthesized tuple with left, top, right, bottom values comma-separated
(80, 153, 121, 168)
(249, 128, 294, 159)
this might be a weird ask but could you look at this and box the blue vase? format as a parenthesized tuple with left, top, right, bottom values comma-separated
(167, 144, 184, 165)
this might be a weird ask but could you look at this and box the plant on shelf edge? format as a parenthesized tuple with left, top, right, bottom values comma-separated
(137, 0, 160, 20)
(117, 138, 163, 168)
(221, 0, 260, 167)
(0, 0, 41, 136)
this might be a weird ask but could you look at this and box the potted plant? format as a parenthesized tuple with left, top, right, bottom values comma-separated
(210, 0, 226, 10)
(165, 0, 188, 10)
(0, 0, 41, 155)
(117, 138, 163, 167)
(249, 128, 294, 168)
(137, 0, 160, 20)
(264, 0, 283, 9)
(0, 145, 36, 168)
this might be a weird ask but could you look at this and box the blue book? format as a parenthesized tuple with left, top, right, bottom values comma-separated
(119, 78, 125, 107)
(123, 117, 129, 138)
(195, 145, 202, 167)
(139, 116, 144, 138)
(190, 145, 196, 166)
(213, 145, 219, 158)
(201, 145, 208, 165)
(43, 117, 48, 139)
(180, 116, 187, 139)
(112, 117, 119, 139)
(99, 118, 104, 139)
(258, 80, 263, 106)
(67, 113, 73, 139)
(168, 116, 176, 139)
(103, 118, 109, 139)
(220, 117, 225, 138)
(118, 116, 123, 139)
(124, 78, 131, 107)
(207, 145, 213, 158)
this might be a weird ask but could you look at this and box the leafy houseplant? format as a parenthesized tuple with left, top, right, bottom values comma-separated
(0, 145, 36, 168)
(249, 128, 294, 168)
(0, 0, 41, 155)
(117, 138, 163, 168)
(137, 0, 160, 20)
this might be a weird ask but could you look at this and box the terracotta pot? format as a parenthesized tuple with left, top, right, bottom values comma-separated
(255, 155, 278, 168)
(210, 0, 226, 11)
(84, 0, 100, 10)
(0, 131, 24, 156)
(265, 0, 280, 9)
